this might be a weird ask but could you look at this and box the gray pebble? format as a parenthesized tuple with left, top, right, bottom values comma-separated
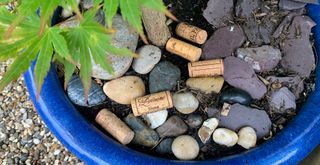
(149, 61, 181, 93)
(124, 114, 159, 147)
(155, 138, 174, 154)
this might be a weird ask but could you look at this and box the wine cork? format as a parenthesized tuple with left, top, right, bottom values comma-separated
(131, 91, 173, 116)
(188, 59, 224, 78)
(95, 109, 134, 145)
(166, 38, 202, 62)
(176, 22, 208, 44)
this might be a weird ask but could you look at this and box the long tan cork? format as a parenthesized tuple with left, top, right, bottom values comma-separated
(166, 38, 202, 62)
(188, 59, 224, 78)
(176, 22, 208, 44)
(131, 91, 173, 116)
(95, 109, 134, 145)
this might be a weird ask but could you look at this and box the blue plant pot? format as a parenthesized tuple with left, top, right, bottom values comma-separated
(24, 4, 320, 165)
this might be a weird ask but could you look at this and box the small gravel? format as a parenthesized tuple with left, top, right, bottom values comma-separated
(0, 61, 83, 164)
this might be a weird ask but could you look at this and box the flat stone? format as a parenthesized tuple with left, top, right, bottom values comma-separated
(235, 0, 260, 18)
(269, 87, 296, 113)
(266, 76, 304, 98)
(173, 92, 199, 114)
(224, 56, 267, 99)
(211, 104, 272, 139)
(273, 9, 305, 39)
(92, 14, 139, 80)
(172, 135, 199, 160)
(132, 45, 162, 74)
(103, 76, 145, 105)
(203, 0, 234, 28)
(198, 118, 219, 144)
(149, 61, 181, 93)
(124, 114, 160, 147)
(202, 26, 246, 59)
(155, 138, 174, 154)
(279, 0, 306, 10)
(142, 110, 168, 129)
(156, 116, 188, 138)
(281, 16, 316, 77)
(292, 0, 319, 4)
(186, 77, 224, 94)
(236, 45, 282, 72)
(67, 76, 106, 107)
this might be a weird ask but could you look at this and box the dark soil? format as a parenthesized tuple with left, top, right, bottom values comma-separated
(55, 0, 316, 161)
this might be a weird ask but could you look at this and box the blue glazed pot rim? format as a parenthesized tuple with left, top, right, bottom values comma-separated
(24, 4, 320, 165)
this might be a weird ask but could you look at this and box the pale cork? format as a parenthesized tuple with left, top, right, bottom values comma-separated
(166, 38, 202, 62)
(176, 22, 208, 44)
(188, 59, 224, 77)
(95, 109, 134, 145)
(131, 91, 173, 116)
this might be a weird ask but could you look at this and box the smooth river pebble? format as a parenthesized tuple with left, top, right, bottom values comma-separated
(173, 92, 199, 114)
(172, 135, 199, 160)
(132, 45, 162, 74)
(186, 77, 224, 94)
(103, 76, 145, 105)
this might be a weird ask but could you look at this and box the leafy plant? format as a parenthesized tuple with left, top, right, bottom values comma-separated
(0, 0, 172, 101)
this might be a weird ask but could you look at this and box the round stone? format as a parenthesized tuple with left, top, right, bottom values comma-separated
(103, 76, 145, 105)
(172, 135, 199, 160)
(237, 126, 257, 149)
(220, 88, 252, 105)
(212, 128, 238, 147)
(173, 92, 199, 114)
(132, 45, 162, 74)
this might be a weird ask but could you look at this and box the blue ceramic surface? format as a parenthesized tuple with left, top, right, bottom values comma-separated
(24, 4, 320, 165)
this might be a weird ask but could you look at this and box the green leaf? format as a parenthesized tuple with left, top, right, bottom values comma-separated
(139, 0, 166, 12)
(119, 0, 143, 34)
(0, 35, 38, 61)
(48, 27, 70, 59)
(104, 0, 119, 28)
(34, 32, 53, 97)
(78, 30, 92, 101)
(0, 38, 41, 91)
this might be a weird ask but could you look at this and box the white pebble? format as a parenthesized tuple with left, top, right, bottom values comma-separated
(142, 110, 168, 129)
(33, 138, 40, 145)
(173, 92, 199, 114)
(198, 118, 219, 143)
(172, 135, 199, 160)
(237, 127, 257, 149)
(212, 128, 238, 147)
(54, 149, 61, 155)
(132, 45, 162, 74)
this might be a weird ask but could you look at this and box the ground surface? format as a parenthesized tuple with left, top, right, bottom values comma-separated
(0, 61, 82, 164)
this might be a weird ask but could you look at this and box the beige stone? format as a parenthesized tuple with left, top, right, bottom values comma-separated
(186, 77, 224, 94)
(172, 135, 199, 160)
(103, 76, 145, 105)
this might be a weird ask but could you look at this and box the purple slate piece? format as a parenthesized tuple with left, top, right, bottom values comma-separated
(279, 0, 306, 10)
(266, 76, 304, 98)
(292, 0, 319, 4)
(224, 56, 267, 99)
(281, 16, 316, 77)
(269, 87, 297, 113)
(202, 26, 246, 59)
(212, 104, 272, 139)
(203, 0, 234, 28)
